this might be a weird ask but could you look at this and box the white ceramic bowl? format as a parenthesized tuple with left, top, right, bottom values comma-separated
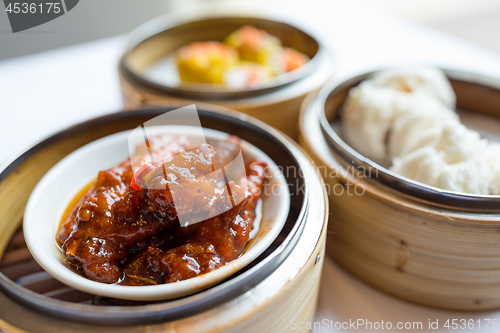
(24, 126, 289, 301)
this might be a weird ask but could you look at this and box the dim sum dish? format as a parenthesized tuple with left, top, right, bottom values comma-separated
(321, 67, 500, 206)
(175, 25, 309, 89)
(122, 19, 317, 96)
(23, 126, 290, 300)
(341, 67, 500, 196)
(0, 107, 327, 332)
(299, 67, 500, 310)
(119, 12, 333, 139)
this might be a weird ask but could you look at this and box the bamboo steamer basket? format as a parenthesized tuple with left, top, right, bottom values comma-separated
(298, 68, 500, 311)
(0, 106, 328, 332)
(118, 9, 334, 140)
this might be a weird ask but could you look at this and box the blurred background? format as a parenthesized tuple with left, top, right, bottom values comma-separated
(0, 0, 499, 60)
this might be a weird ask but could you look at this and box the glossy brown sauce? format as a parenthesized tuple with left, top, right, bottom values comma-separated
(57, 181, 264, 285)
(58, 181, 95, 236)
(56, 135, 268, 286)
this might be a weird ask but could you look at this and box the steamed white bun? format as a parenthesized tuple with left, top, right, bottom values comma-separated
(391, 149, 493, 195)
(342, 82, 406, 164)
(433, 121, 489, 164)
(435, 158, 492, 195)
(370, 67, 456, 109)
(342, 67, 500, 195)
(390, 146, 445, 187)
(389, 93, 459, 158)
(391, 122, 492, 194)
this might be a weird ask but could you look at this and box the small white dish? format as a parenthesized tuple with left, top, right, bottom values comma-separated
(24, 126, 289, 301)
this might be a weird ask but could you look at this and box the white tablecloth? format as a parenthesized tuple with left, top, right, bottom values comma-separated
(1, 1, 500, 332)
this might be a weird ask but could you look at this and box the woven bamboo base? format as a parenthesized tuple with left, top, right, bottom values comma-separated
(0, 228, 325, 332)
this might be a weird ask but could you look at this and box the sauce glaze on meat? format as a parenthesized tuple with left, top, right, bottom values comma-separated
(57, 134, 267, 285)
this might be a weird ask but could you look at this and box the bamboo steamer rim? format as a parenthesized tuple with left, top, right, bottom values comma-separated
(119, 8, 334, 103)
(0, 144, 328, 332)
(299, 73, 500, 312)
(313, 67, 500, 213)
(0, 106, 318, 325)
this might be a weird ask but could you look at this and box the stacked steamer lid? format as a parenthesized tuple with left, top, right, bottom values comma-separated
(118, 9, 333, 139)
(299, 67, 500, 310)
(0, 106, 328, 332)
